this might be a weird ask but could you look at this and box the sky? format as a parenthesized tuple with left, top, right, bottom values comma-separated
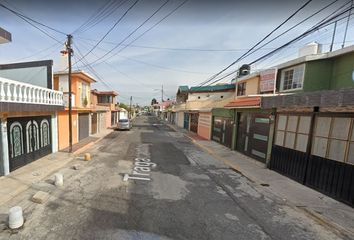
(1, 0, 354, 105)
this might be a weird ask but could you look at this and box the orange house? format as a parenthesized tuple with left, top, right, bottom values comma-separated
(54, 71, 96, 150)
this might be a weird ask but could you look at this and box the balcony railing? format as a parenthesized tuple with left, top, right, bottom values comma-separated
(0, 77, 63, 106)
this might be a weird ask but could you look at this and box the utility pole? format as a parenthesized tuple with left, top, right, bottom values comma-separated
(129, 96, 132, 119)
(161, 85, 164, 103)
(66, 34, 73, 153)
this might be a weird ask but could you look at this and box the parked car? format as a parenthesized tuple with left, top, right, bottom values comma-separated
(117, 118, 132, 130)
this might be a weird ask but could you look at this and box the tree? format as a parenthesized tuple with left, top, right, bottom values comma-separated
(151, 98, 157, 105)
(119, 103, 129, 110)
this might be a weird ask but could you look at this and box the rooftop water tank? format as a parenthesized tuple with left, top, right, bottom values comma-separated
(298, 42, 322, 57)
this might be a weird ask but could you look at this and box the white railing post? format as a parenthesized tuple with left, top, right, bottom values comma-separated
(5, 83, 11, 102)
(17, 84, 22, 102)
(22, 86, 27, 102)
(29, 87, 33, 103)
(0, 77, 64, 106)
(0, 81, 4, 101)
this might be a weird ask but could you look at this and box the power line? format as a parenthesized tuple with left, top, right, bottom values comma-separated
(0, 2, 67, 35)
(231, 0, 344, 70)
(76, 36, 281, 52)
(73, 43, 117, 91)
(89, 0, 189, 66)
(74, 0, 140, 66)
(79, 0, 170, 67)
(10, 41, 64, 62)
(112, 54, 212, 75)
(249, 4, 354, 65)
(77, 38, 211, 75)
(71, 0, 116, 34)
(75, 40, 157, 90)
(205, 4, 354, 86)
(198, 0, 313, 87)
(73, 0, 130, 35)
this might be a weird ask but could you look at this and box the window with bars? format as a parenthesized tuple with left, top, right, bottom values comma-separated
(312, 116, 354, 163)
(280, 64, 305, 91)
(275, 114, 311, 153)
(237, 82, 246, 96)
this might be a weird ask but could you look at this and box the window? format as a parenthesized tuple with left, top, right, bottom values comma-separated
(275, 114, 311, 153)
(237, 82, 246, 96)
(280, 64, 305, 91)
(312, 116, 354, 163)
(81, 82, 88, 106)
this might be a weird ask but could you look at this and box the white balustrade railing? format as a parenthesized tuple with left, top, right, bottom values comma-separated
(0, 77, 64, 106)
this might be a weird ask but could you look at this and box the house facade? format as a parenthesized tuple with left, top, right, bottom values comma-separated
(54, 71, 96, 150)
(182, 84, 235, 140)
(225, 71, 275, 163)
(90, 90, 109, 134)
(0, 60, 64, 175)
(174, 86, 189, 129)
(0, 26, 11, 44)
(119, 108, 128, 120)
(262, 45, 354, 206)
(91, 90, 119, 128)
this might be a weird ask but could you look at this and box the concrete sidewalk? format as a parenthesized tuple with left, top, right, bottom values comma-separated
(0, 152, 73, 206)
(167, 123, 354, 239)
(0, 128, 114, 206)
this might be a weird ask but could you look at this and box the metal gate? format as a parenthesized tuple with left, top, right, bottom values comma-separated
(270, 113, 354, 207)
(78, 113, 89, 141)
(236, 113, 270, 163)
(183, 113, 189, 130)
(91, 113, 97, 134)
(7, 116, 52, 171)
(190, 113, 199, 133)
(212, 117, 233, 148)
(111, 112, 117, 126)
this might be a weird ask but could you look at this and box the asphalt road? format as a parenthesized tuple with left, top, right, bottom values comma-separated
(1, 116, 344, 240)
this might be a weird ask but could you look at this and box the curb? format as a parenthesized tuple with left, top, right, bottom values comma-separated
(73, 130, 113, 155)
(165, 122, 353, 239)
(298, 207, 354, 239)
(0, 131, 112, 206)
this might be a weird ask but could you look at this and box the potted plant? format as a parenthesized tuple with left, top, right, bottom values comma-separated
(83, 96, 88, 107)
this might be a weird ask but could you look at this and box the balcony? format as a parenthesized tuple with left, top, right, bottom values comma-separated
(0, 77, 64, 112)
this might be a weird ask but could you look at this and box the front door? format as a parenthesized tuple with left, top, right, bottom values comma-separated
(91, 113, 97, 134)
(190, 113, 199, 133)
(236, 113, 251, 154)
(236, 113, 270, 163)
(7, 116, 52, 171)
(250, 114, 271, 161)
(183, 113, 189, 130)
(78, 113, 89, 141)
(212, 117, 233, 148)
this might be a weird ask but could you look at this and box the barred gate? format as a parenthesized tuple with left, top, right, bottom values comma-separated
(7, 116, 52, 171)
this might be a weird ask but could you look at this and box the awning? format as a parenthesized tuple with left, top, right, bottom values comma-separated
(224, 96, 261, 108)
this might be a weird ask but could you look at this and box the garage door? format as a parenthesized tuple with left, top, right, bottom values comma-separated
(91, 113, 97, 134)
(78, 113, 89, 141)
